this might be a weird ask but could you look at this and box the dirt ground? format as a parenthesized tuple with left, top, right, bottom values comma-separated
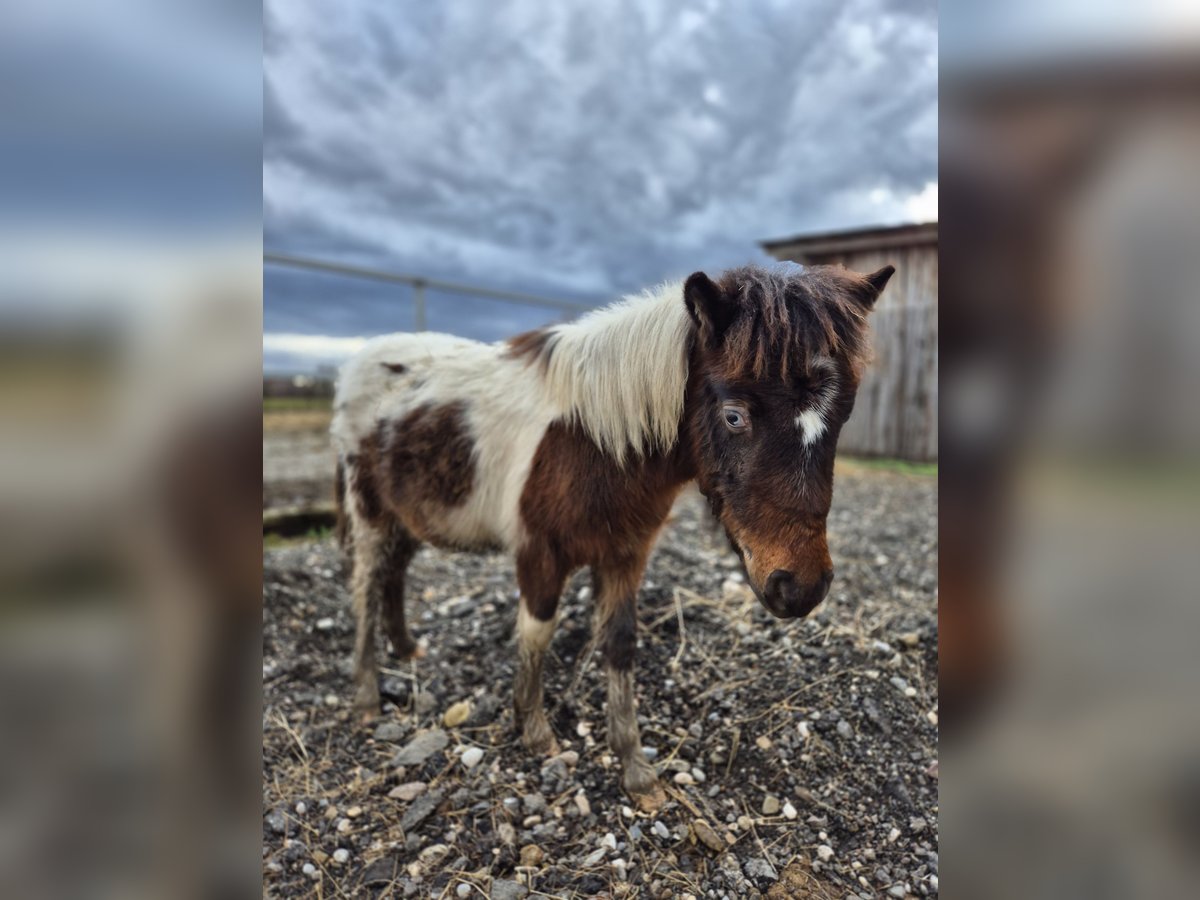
(262, 462, 938, 899)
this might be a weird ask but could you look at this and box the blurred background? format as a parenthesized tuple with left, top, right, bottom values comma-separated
(941, 2, 1200, 899)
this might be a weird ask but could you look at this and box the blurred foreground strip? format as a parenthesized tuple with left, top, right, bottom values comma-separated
(0, 233, 261, 899)
(0, 2, 260, 896)
(942, 32, 1200, 900)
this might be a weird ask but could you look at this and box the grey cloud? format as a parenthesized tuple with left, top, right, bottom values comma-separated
(264, 0, 936, 358)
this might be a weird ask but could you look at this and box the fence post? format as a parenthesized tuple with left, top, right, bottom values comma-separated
(413, 279, 427, 331)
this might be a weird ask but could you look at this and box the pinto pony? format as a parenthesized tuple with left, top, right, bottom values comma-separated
(331, 263, 893, 807)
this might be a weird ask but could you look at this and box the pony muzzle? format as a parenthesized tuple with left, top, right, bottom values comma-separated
(731, 533, 834, 619)
(761, 567, 833, 619)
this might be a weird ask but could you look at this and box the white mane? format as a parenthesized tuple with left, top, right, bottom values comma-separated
(540, 280, 692, 465)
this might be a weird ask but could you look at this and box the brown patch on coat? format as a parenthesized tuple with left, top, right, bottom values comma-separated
(381, 362, 407, 374)
(520, 420, 692, 574)
(504, 327, 557, 369)
(518, 419, 694, 625)
(382, 402, 475, 509)
(346, 402, 479, 546)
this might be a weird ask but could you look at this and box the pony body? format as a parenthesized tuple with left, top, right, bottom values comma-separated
(332, 263, 892, 808)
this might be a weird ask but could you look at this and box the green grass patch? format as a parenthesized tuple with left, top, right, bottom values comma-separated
(263, 395, 333, 413)
(264, 525, 335, 549)
(841, 456, 938, 477)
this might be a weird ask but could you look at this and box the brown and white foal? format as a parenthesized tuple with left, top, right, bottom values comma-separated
(332, 263, 893, 807)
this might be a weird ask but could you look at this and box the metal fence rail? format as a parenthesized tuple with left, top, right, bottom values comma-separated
(264, 252, 595, 331)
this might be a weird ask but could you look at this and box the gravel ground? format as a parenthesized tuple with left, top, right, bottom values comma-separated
(263, 465, 937, 899)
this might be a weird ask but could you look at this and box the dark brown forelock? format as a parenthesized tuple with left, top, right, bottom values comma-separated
(714, 265, 872, 380)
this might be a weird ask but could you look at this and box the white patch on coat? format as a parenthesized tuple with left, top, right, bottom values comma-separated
(516, 603, 556, 651)
(794, 357, 838, 447)
(539, 281, 691, 465)
(331, 332, 562, 551)
(794, 408, 826, 446)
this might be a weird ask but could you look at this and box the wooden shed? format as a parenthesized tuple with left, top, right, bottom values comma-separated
(762, 222, 937, 461)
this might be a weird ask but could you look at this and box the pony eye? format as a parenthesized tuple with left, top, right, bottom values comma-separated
(722, 405, 749, 432)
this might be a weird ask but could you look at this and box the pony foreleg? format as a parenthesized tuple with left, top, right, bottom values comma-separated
(514, 604, 559, 754)
(596, 564, 664, 811)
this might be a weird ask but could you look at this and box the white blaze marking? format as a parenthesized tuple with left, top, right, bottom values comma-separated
(795, 409, 826, 446)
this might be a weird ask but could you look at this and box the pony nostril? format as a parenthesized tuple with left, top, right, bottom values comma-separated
(764, 569, 797, 606)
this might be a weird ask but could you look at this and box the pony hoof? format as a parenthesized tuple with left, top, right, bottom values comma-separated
(353, 685, 381, 720)
(521, 719, 558, 756)
(630, 781, 667, 813)
(390, 638, 427, 661)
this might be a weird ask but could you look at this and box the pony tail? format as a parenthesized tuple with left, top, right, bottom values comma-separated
(334, 457, 351, 557)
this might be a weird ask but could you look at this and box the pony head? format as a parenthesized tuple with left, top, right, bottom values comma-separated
(683, 263, 893, 618)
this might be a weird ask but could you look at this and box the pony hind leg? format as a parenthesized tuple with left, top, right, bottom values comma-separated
(594, 557, 665, 811)
(513, 548, 568, 755)
(380, 526, 424, 660)
(348, 515, 387, 717)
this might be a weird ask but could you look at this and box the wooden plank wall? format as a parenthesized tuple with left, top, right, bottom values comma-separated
(802, 244, 938, 461)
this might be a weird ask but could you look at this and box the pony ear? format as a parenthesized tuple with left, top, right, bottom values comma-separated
(684, 272, 735, 344)
(857, 265, 895, 310)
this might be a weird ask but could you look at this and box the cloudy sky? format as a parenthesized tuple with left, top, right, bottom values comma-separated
(264, 0, 937, 372)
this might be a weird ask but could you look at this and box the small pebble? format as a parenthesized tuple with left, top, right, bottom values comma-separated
(652, 821, 671, 839)
(600, 832, 618, 851)
(519, 844, 544, 867)
(456, 884, 471, 898)
(346, 806, 363, 818)
(575, 794, 592, 817)
(673, 772, 694, 786)
(816, 844, 834, 862)
(782, 801, 797, 820)
(692, 818, 725, 853)
(301, 863, 318, 878)
(332, 848, 350, 864)
(460, 747, 484, 769)
(316, 617, 335, 630)
(443, 700, 471, 728)
(388, 782, 427, 802)
(762, 796, 781, 816)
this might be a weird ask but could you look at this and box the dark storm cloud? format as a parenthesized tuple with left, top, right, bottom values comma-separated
(264, 0, 936, 368)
